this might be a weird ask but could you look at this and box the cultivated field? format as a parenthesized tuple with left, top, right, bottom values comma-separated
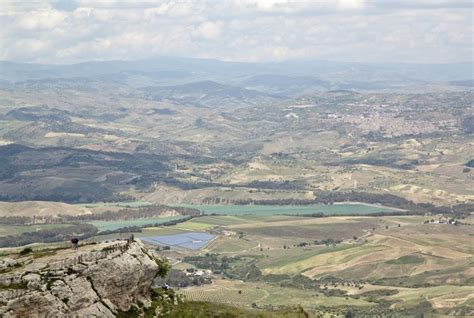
(179, 279, 372, 309)
(168, 213, 474, 315)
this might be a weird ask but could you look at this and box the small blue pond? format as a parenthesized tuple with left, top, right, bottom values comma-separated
(141, 232, 215, 250)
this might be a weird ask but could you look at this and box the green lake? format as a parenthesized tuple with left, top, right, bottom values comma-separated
(174, 203, 400, 216)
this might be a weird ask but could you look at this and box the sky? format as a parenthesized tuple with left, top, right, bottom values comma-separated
(0, 0, 472, 64)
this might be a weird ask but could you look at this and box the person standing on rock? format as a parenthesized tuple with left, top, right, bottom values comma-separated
(71, 237, 79, 250)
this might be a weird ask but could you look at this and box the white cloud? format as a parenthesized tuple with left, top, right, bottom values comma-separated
(0, 0, 472, 63)
(193, 21, 222, 40)
(337, 0, 366, 10)
(16, 7, 66, 30)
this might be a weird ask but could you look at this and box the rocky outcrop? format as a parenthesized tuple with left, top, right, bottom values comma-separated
(0, 240, 160, 317)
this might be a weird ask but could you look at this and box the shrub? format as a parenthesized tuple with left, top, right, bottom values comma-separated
(155, 257, 170, 278)
(19, 247, 33, 255)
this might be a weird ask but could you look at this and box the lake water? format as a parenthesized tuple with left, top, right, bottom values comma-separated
(173, 203, 400, 216)
(141, 232, 215, 250)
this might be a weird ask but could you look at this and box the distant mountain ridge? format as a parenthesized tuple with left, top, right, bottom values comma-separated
(140, 80, 281, 108)
(1, 57, 472, 83)
(450, 79, 474, 87)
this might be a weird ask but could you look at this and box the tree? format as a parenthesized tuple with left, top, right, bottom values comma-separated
(155, 257, 170, 278)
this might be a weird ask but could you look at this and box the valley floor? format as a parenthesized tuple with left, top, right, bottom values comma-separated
(143, 213, 474, 316)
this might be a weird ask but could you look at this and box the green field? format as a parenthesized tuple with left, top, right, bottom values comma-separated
(208, 237, 260, 253)
(0, 224, 72, 237)
(256, 244, 356, 270)
(190, 215, 257, 226)
(385, 254, 425, 265)
(174, 203, 400, 216)
(88, 226, 189, 242)
(163, 301, 309, 318)
(179, 280, 372, 309)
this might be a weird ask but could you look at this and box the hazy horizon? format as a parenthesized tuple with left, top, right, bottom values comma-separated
(1, 55, 474, 67)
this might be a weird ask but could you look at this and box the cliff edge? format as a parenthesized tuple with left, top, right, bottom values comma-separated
(0, 240, 160, 317)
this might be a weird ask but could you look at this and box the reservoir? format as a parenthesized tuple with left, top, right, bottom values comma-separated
(173, 203, 401, 216)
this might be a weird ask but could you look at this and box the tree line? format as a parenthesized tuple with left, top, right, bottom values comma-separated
(0, 205, 200, 225)
(0, 224, 97, 247)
